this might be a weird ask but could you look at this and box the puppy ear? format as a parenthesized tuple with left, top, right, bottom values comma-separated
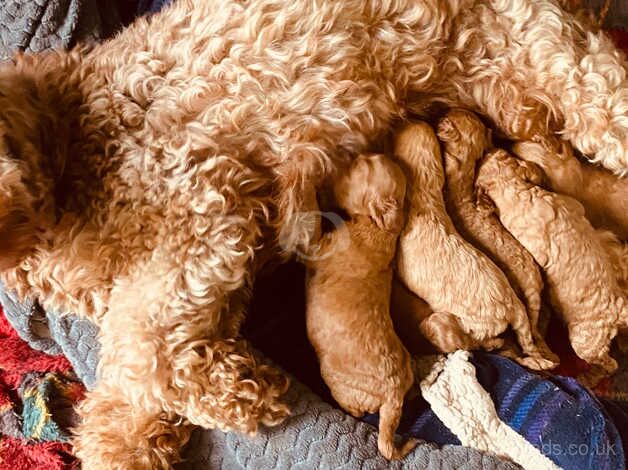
(368, 198, 404, 232)
(436, 117, 460, 142)
(517, 159, 547, 186)
(474, 185, 496, 213)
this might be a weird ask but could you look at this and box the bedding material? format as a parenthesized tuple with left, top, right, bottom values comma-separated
(0, 308, 82, 470)
(0, 0, 123, 61)
(0, 290, 520, 470)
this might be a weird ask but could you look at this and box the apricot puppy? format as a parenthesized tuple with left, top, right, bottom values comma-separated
(512, 140, 628, 241)
(438, 109, 557, 363)
(477, 149, 628, 386)
(394, 122, 556, 370)
(305, 154, 416, 460)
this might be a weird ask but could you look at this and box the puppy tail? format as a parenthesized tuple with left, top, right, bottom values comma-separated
(377, 399, 417, 460)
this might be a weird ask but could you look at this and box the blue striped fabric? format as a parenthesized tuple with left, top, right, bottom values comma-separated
(137, 0, 173, 16)
(364, 352, 627, 470)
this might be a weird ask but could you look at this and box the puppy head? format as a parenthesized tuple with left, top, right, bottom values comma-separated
(511, 139, 583, 190)
(334, 154, 407, 231)
(476, 148, 546, 192)
(437, 109, 492, 162)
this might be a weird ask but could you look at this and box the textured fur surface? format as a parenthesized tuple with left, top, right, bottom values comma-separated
(0, 0, 624, 467)
(438, 109, 557, 364)
(512, 140, 628, 241)
(476, 149, 628, 387)
(393, 122, 555, 370)
(305, 154, 415, 460)
(389, 279, 437, 355)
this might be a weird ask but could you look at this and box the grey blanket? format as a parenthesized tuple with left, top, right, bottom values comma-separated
(0, 0, 121, 61)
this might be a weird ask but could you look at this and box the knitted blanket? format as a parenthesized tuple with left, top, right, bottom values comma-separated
(0, 0, 122, 61)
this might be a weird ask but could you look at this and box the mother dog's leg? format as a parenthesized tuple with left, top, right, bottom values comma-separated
(73, 383, 194, 469)
(74, 225, 289, 466)
(446, 0, 627, 173)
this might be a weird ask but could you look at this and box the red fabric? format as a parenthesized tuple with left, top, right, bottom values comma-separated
(0, 439, 76, 470)
(0, 311, 17, 339)
(0, 306, 80, 470)
(0, 337, 72, 390)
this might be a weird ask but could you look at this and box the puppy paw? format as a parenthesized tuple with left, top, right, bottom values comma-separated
(515, 355, 558, 371)
(379, 436, 419, 461)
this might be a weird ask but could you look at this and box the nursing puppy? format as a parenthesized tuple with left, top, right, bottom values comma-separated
(305, 154, 415, 460)
(394, 122, 556, 370)
(513, 140, 628, 241)
(477, 149, 628, 386)
(438, 109, 557, 363)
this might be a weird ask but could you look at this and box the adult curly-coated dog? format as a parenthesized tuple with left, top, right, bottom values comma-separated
(0, 0, 625, 467)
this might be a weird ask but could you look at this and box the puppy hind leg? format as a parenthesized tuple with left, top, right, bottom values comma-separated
(578, 355, 619, 389)
(520, 286, 543, 339)
(521, 288, 560, 365)
(510, 306, 559, 370)
(570, 323, 618, 387)
(419, 312, 479, 353)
